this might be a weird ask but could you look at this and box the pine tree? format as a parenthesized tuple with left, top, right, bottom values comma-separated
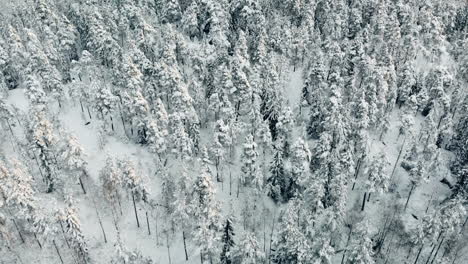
(181, 0, 199, 39)
(289, 137, 311, 199)
(112, 236, 153, 264)
(211, 120, 232, 182)
(273, 199, 312, 263)
(28, 105, 57, 193)
(59, 134, 88, 193)
(346, 220, 375, 264)
(267, 142, 286, 203)
(220, 216, 235, 264)
(57, 197, 89, 263)
(100, 157, 122, 212)
(404, 159, 426, 210)
(163, 0, 182, 23)
(193, 160, 221, 264)
(240, 134, 261, 189)
(169, 112, 193, 160)
(234, 231, 265, 264)
(146, 118, 167, 159)
(118, 158, 149, 227)
(362, 153, 390, 209)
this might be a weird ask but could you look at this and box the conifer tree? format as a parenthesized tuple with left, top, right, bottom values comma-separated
(240, 134, 261, 189)
(220, 216, 235, 264)
(346, 220, 375, 264)
(193, 158, 221, 264)
(59, 134, 88, 193)
(57, 197, 89, 263)
(118, 158, 149, 227)
(100, 157, 123, 213)
(267, 143, 286, 202)
(289, 137, 311, 199)
(362, 153, 390, 210)
(234, 231, 265, 264)
(169, 113, 193, 160)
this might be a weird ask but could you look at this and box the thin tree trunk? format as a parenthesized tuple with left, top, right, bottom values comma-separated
(146, 211, 151, 235)
(92, 197, 107, 243)
(361, 192, 367, 211)
(462, 215, 468, 229)
(404, 185, 415, 211)
(263, 211, 266, 254)
(268, 210, 277, 264)
(413, 245, 424, 264)
(116, 190, 123, 215)
(367, 192, 371, 202)
(340, 226, 353, 264)
(34, 233, 42, 249)
(425, 192, 434, 213)
(183, 231, 189, 261)
(166, 233, 172, 264)
(11, 218, 25, 243)
(237, 178, 241, 198)
(79, 99, 84, 113)
(53, 240, 64, 264)
(59, 222, 71, 249)
(424, 242, 438, 264)
(155, 210, 159, 245)
(429, 237, 445, 264)
(391, 136, 407, 181)
(32, 150, 45, 183)
(87, 106, 92, 119)
(351, 158, 362, 190)
(79, 175, 86, 194)
(118, 103, 128, 137)
(110, 116, 114, 131)
(7, 245, 24, 264)
(132, 192, 140, 228)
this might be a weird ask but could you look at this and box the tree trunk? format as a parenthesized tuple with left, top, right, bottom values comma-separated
(7, 245, 24, 264)
(429, 237, 445, 264)
(166, 233, 172, 264)
(425, 193, 434, 213)
(34, 233, 42, 249)
(92, 197, 107, 243)
(155, 211, 159, 245)
(79, 99, 84, 113)
(404, 185, 415, 211)
(424, 242, 438, 264)
(110, 116, 114, 131)
(53, 240, 64, 264)
(361, 192, 367, 211)
(183, 231, 189, 261)
(268, 210, 277, 264)
(59, 222, 71, 249)
(263, 212, 267, 254)
(11, 218, 25, 243)
(116, 190, 123, 215)
(340, 226, 353, 264)
(146, 211, 151, 235)
(413, 245, 423, 264)
(391, 136, 407, 181)
(87, 106, 92, 119)
(229, 168, 232, 196)
(351, 158, 362, 191)
(367, 192, 372, 202)
(32, 150, 45, 183)
(132, 192, 140, 228)
(78, 175, 86, 194)
(237, 178, 241, 198)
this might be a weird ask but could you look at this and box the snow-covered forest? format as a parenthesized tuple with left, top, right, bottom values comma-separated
(0, 0, 468, 263)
